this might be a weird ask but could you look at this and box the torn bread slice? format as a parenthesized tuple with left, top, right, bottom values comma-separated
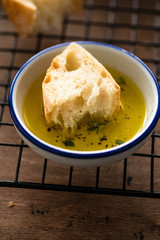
(2, 0, 82, 36)
(42, 42, 120, 129)
(2, 0, 36, 36)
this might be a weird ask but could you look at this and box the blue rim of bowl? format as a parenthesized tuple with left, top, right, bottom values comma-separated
(8, 41, 160, 160)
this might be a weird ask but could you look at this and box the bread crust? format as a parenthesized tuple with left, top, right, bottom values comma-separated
(70, 0, 82, 14)
(2, 0, 36, 36)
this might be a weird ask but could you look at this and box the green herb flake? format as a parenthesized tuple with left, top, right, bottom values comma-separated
(119, 76, 126, 84)
(87, 122, 107, 133)
(87, 126, 98, 131)
(62, 140, 75, 147)
(116, 139, 124, 145)
(97, 123, 107, 133)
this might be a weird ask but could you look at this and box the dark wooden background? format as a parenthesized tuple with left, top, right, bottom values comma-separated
(1, 0, 160, 239)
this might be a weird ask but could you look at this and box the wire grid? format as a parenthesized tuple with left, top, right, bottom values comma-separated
(0, 0, 160, 198)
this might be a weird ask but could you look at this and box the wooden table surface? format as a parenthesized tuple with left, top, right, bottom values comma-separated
(1, 0, 160, 239)
(1, 188, 160, 240)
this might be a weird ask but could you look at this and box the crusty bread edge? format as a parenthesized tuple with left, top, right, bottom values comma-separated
(71, 0, 82, 14)
(2, 0, 36, 36)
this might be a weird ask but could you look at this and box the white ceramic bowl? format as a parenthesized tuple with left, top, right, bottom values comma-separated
(9, 41, 160, 167)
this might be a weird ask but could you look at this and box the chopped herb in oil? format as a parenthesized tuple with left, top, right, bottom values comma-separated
(87, 122, 107, 133)
(116, 139, 124, 145)
(62, 139, 75, 147)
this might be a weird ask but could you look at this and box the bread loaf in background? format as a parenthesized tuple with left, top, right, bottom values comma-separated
(2, 0, 82, 36)
(42, 43, 120, 129)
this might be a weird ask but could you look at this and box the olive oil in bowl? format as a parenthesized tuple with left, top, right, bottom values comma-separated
(23, 68, 146, 151)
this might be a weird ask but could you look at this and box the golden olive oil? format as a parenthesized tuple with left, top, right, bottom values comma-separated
(23, 69, 146, 151)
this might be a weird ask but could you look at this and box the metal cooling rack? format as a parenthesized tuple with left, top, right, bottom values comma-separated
(0, 0, 160, 198)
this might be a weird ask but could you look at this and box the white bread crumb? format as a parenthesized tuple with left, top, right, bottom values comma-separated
(42, 42, 120, 129)
(9, 201, 14, 207)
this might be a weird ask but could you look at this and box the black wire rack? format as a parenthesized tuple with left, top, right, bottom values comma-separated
(0, 0, 160, 198)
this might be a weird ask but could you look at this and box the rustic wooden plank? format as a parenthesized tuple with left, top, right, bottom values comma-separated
(1, 188, 160, 240)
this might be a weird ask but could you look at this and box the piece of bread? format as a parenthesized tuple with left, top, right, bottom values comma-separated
(42, 42, 120, 129)
(2, 0, 82, 36)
